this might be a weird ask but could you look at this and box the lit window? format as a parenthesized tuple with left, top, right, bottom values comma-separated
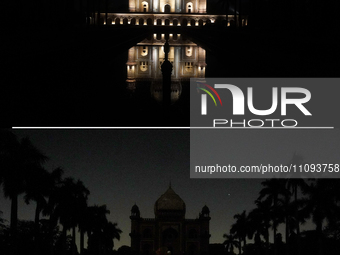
(185, 62, 193, 72)
(140, 61, 148, 71)
(186, 47, 192, 57)
(141, 46, 148, 56)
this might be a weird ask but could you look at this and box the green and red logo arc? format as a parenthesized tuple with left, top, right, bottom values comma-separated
(197, 82, 223, 107)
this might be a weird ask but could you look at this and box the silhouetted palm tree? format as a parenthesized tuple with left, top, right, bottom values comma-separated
(46, 176, 89, 255)
(223, 232, 240, 254)
(60, 178, 89, 255)
(43, 167, 64, 255)
(0, 131, 47, 250)
(102, 221, 122, 252)
(286, 154, 308, 255)
(258, 178, 287, 255)
(247, 199, 271, 252)
(230, 211, 248, 254)
(24, 166, 52, 254)
(86, 204, 115, 254)
(301, 179, 340, 255)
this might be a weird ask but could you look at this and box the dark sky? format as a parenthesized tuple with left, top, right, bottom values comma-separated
(1, 129, 339, 249)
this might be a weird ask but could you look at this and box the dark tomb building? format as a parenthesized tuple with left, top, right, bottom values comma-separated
(130, 185, 210, 255)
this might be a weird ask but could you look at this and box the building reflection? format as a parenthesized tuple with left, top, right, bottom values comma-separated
(126, 34, 206, 103)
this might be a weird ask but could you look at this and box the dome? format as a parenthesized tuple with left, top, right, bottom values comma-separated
(131, 203, 140, 218)
(202, 205, 210, 214)
(155, 186, 186, 212)
(131, 204, 140, 213)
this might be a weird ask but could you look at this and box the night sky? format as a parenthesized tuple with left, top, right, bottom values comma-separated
(1, 129, 339, 249)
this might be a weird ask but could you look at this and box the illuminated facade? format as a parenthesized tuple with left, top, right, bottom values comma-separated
(126, 34, 206, 102)
(130, 186, 211, 255)
(94, 0, 247, 26)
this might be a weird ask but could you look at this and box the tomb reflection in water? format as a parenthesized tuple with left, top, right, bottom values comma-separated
(126, 33, 206, 104)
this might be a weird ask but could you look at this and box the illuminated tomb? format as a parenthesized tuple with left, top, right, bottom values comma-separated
(92, 0, 247, 27)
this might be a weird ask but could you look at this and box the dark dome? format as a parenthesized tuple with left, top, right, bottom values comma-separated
(155, 186, 185, 212)
(202, 205, 210, 214)
(131, 204, 140, 212)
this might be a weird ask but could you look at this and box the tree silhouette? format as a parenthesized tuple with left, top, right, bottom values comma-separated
(223, 232, 240, 254)
(230, 211, 248, 254)
(247, 199, 271, 253)
(85, 204, 122, 254)
(258, 178, 287, 255)
(301, 179, 340, 255)
(0, 131, 47, 251)
(286, 153, 309, 255)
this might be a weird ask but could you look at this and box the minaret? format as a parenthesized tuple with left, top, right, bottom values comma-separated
(199, 205, 211, 255)
(130, 204, 141, 253)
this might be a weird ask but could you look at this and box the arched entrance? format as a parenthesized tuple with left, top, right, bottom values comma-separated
(173, 19, 178, 26)
(164, 4, 171, 13)
(162, 228, 179, 254)
(187, 2, 193, 13)
(157, 19, 162, 26)
(190, 19, 195, 26)
(165, 19, 170, 26)
(142, 1, 149, 12)
(181, 18, 187, 27)
(139, 18, 144, 26)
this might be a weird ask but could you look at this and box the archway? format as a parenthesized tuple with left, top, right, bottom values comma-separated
(190, 19, 195, 26)
(162, 228, 179, 254)
(115, 17, 120, 25)
(141, 1, 149, 12)
(165, 19, 170, 26)
(123, 18, 128, 25)
(199, 19, 203, 27)
(157, 19, 162, 26)
(164, 4, 171, 13)
(173, 19, 178, 26)
(181, 18, 187, 27)
(147, 18, 153, 26)
(131, 18, 136, 25)
(186, 2, 193, 13)
(139, 18, 144, 26)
